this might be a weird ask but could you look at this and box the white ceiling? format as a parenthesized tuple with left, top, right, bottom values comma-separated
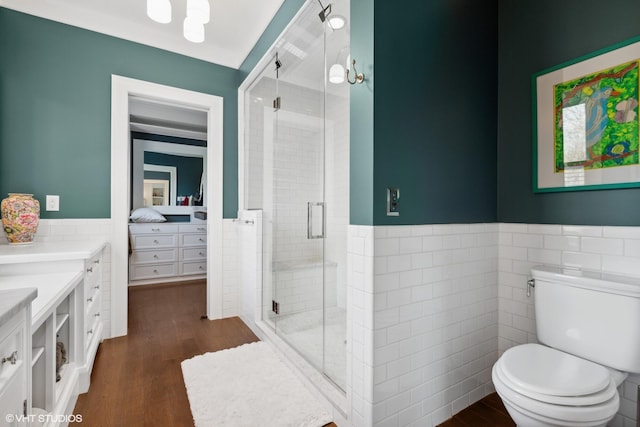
(0, 0, 285, 69)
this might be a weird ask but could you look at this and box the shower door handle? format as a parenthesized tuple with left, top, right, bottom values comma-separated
(307, 202, 325, 239)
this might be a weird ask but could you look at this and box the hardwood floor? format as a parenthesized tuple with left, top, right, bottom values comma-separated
(74, 280, 339, 427)
(73, 280, 260, 426)
(437, 392, 515, 427)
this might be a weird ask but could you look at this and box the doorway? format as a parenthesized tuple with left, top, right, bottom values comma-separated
(110, 75, 224, 338)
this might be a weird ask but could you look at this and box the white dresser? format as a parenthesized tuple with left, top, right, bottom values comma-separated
(129, 223, 207, 283)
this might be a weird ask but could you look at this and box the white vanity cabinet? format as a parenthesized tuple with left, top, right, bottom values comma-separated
(0, 240, 106, 427)
(0, 288, 36, 427)
(129, 223, 206, 283)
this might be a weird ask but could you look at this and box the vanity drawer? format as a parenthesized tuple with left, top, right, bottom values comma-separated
(85, 254, 102, 286)
(179, 224, 207, 234)
(85, 293, 101, 350)
(181, 261, 207, 275)
(181, 234, 206, 247)
(130, 248, 177, 264)
(132, 234, 178, 249)
(130, 263, 178, 280)
(180, 247, 207, 261)
(129, 224, 179, 235)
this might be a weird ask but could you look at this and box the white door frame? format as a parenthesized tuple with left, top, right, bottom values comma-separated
(110, 75, 224, 337)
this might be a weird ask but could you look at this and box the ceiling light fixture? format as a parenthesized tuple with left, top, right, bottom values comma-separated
(147, 0, 172, 24)
(183, 16, 205, 43)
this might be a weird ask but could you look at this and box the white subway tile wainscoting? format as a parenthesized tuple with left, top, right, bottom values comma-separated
(345, 222, 640, 427)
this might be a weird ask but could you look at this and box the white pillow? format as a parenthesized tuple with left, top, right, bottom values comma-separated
(130, 207, 167, 223)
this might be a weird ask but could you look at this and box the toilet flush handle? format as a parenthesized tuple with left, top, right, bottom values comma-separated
(527, 279, 535, 297)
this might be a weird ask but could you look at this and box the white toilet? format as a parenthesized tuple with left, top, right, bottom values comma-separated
(492, 265, 640, 427)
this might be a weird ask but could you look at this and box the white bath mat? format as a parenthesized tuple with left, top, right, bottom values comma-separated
(181, 341, 333, 427)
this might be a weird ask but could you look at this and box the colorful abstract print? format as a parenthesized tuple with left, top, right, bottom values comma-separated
(554, 60, 639, 172)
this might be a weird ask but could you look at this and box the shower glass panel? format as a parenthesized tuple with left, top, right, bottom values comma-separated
(244, 0, 349, 392)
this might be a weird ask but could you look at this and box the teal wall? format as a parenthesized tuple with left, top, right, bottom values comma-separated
(0, 8, 238, 218)
(350, 0, 499, 225)
(497, 0, 640, 225)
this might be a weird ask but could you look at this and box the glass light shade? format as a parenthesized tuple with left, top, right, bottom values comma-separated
(328, 15, 345, 30)
(183, 17, 205, 43)
(329, 63, 345, 84)
(187, 0, 210, 24)
(147, 0, 172, 24)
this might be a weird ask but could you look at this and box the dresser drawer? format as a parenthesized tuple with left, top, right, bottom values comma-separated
(130, 248, 177, 264)
(181, 234, 206, 247)
(179, 224, 208, 234)
(180, 247, 207, 261)
(130, 263, 178, 280)
(132, 234, 178, 249)
(129, 224, 179, 234)
(181, 261, 207, 275)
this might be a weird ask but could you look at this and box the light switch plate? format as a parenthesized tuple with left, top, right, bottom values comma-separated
(46, 195, 59, 211)
(387, 188, 399, 216)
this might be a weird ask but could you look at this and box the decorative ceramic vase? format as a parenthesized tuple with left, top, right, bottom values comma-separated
(1, 193, 40, 244)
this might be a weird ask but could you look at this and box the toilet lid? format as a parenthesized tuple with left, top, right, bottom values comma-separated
(500, 344, 611, 397)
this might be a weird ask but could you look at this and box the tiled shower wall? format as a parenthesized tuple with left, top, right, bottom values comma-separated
(498, 223, 640, 427)
(348, 222, 640, 427)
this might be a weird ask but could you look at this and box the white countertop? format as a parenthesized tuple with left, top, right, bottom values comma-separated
(0, 272, 83, 329)
(0, 240, 106, 265)
(0, 287, 38, 326)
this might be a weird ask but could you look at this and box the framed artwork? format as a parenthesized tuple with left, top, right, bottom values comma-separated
(533, 37, 640, 192)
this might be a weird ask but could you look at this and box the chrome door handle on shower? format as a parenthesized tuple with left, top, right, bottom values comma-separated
(307, 202, 325, 239)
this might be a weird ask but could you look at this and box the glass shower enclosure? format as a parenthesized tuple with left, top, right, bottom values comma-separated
(243, 0, 349, 391)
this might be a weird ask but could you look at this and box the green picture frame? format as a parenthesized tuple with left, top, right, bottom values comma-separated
(533, 36, 640, 192)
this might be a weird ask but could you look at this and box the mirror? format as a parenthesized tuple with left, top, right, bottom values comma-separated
(132, 139, 207, 210)
(128, 96, 208, 214)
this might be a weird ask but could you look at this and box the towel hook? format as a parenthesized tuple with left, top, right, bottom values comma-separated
(346, 59, 365, 85)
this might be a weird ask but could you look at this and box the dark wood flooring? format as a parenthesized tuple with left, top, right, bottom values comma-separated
(73, 280, 338, 427)
(437, 392, 515, 427)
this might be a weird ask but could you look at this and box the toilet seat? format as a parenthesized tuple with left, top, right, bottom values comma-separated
(495, 344, 617, 407)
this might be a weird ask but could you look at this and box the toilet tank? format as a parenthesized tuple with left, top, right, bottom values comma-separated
(531, 265, 640, 373)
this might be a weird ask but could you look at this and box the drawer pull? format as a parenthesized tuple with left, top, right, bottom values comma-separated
(197, 227, 206, 231)
(153, 269, 158, 274)
(87, 297, 93, 303)
(199, 238, 205, 242)
(93, 259, 100, 264)
(153, 254, 159, 259)
(153, 239, 159, 244)
(152, 228, 161, 232)
(93, 285, 100, 290)
(87, 329, 93, 335)
(94, 313, 101, 318)
(2, 350, 18, 365)
(199, 252, 205, 256)
(199, 266, 204, 270)
(87, 267, 93, 273)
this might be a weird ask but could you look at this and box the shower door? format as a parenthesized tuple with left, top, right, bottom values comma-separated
(267, 3, 328, 384)
(243, 0, 349, 392)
